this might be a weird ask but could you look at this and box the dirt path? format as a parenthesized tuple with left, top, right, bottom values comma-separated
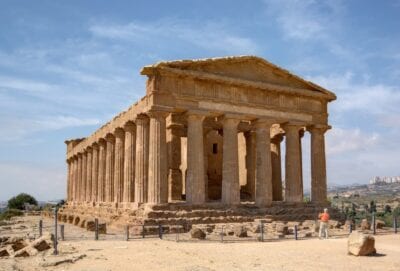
(1, 216, 400, 271)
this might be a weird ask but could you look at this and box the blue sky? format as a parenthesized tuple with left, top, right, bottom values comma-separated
(1, 0, 399, 201)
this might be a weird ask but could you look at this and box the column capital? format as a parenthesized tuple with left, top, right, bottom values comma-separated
(307, 124, 331, 134)
(282, 122, 305, 132)
(105, 133, 115, 143)
(85, 146, 92, 153)
(186, 110, 207, 122)
(147, 110, 169, 119)
(252, 118, 274, 129)
(221, 115, 241, 127)
(123, 121, 136, 132)
(98, 138, 107, 146)
(91, 142, 99, 150)
(114, 127, 125, 139)
(136, 113, 150, 122)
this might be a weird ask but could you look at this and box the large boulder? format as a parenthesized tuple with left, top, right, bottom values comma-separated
(348, 231, 376, 256)
(234, 226, 248, 238)
(360, 219, 370, 230)
(190, 228, 206, 240)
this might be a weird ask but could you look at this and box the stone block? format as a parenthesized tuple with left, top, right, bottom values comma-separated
(234, 226, 248, 238)
(190, 228, 206, 239)
(0, 248, 10, 257)
(348, 231, 376, 256)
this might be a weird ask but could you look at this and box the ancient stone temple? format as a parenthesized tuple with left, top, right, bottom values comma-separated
(62, 56, 336, 227)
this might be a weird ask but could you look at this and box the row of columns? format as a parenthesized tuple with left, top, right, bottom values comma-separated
(66, 111, 169, 205)
(66, 111, 328, 206)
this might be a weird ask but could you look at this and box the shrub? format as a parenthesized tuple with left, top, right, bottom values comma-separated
(7, 193, 38, 210)
(0, 209, 24, 221)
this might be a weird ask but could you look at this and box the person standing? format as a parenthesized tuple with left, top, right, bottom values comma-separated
(318, 208, 330, 239)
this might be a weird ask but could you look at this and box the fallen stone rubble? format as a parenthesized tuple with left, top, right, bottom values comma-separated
(0, 233, 53, 258)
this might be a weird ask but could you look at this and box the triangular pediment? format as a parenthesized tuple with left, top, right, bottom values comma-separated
(142, 56, 336, 100)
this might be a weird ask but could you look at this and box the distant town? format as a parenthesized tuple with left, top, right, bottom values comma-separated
(369, 176, 400, 185)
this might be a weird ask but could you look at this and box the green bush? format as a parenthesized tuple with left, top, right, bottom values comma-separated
(7, 193, 38, 210)
(0, 209, 24, 221)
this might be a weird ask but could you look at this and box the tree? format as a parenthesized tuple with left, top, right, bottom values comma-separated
(7, 193, 38, 210)
(384, 205, 392, 214)
(369, 200, 377, 213)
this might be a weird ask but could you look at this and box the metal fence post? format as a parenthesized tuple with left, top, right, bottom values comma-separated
(260, 221, 264, 242)
(39, 220, 43, 237)
(220, 226, 224, 243)
(372, 213, 376, 235)
(294, 225, 298, 240)
(158, 224, 163, 239)
(53, 207, 58, 255)
(349, 223, 352, 234)
(142, 225, 145, 239)
(394, 216, 397, 234)
(60, 224, 65, 241)
(95, 218, 99, 241)
(126, 225, 129, 241)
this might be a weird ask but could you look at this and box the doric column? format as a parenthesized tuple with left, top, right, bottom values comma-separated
(86, 147, 92, 202)
(81, 152, 87, 202)
(113, 128, 125, 203)
(74, 156, 80, 202)
(186, 112, 206, 204)
(221, 117, 241, 205)
(283, 123, 303, 202)
(148, 111, 168, 204)
(254, 120, 273, 206)
(97, 139, 107, 202)
(167, 124, 183, 201)
(105, 134, 115, 202)
(91, 143, 99, 202)
(244, 131, 256, 200)
(66, 159, 72, 202)
(123, 122, 136, 203)
(309, 125, 328, 203)
(135, 114, 150, 203)
(271, 134, 283, 201)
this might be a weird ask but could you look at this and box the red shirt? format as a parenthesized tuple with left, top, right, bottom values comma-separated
(319, 213, 330, 222)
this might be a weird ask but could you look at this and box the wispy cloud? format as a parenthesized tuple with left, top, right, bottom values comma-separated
(89, 19, 259, 55)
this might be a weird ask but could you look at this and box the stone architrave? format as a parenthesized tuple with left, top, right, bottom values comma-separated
(86, 147, 92, 202)
(186, 112, 206, 204)
(91, 143, 99, 202)
(283, 123, 303, 202)
(271, 134, 283, 201)
(123, 122, 136, 203)
(113, 128, 125, 203)
(148, 111, 168, 204)
(135, 114, 150, 203)
(97, 139, 107, 202)
(105, 134, 115, 202)
(309, 125, 328, 203)
(244, 131, 256, 200)
(81, 152, 87, 202)
(254, 120, 273, 206)
(221, 117, 241, 205)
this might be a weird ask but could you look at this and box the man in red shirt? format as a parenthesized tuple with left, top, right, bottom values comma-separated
(318, 208, 330, 239)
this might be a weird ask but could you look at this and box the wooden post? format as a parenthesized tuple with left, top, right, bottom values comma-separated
(126, 225, 129, 241)
(294, 225, 298, 240)
(39, 220, 43, 237)
(53, 207, 58, 255)
(95, 218, 99, 241)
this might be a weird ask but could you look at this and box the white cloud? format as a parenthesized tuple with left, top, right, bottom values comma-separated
(89, 20, 259, 55)
(0, 162, 65, 201)
(326, 127, 379, 155)
(0, 115, 101, 142)
(309, 72, 400, 118)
